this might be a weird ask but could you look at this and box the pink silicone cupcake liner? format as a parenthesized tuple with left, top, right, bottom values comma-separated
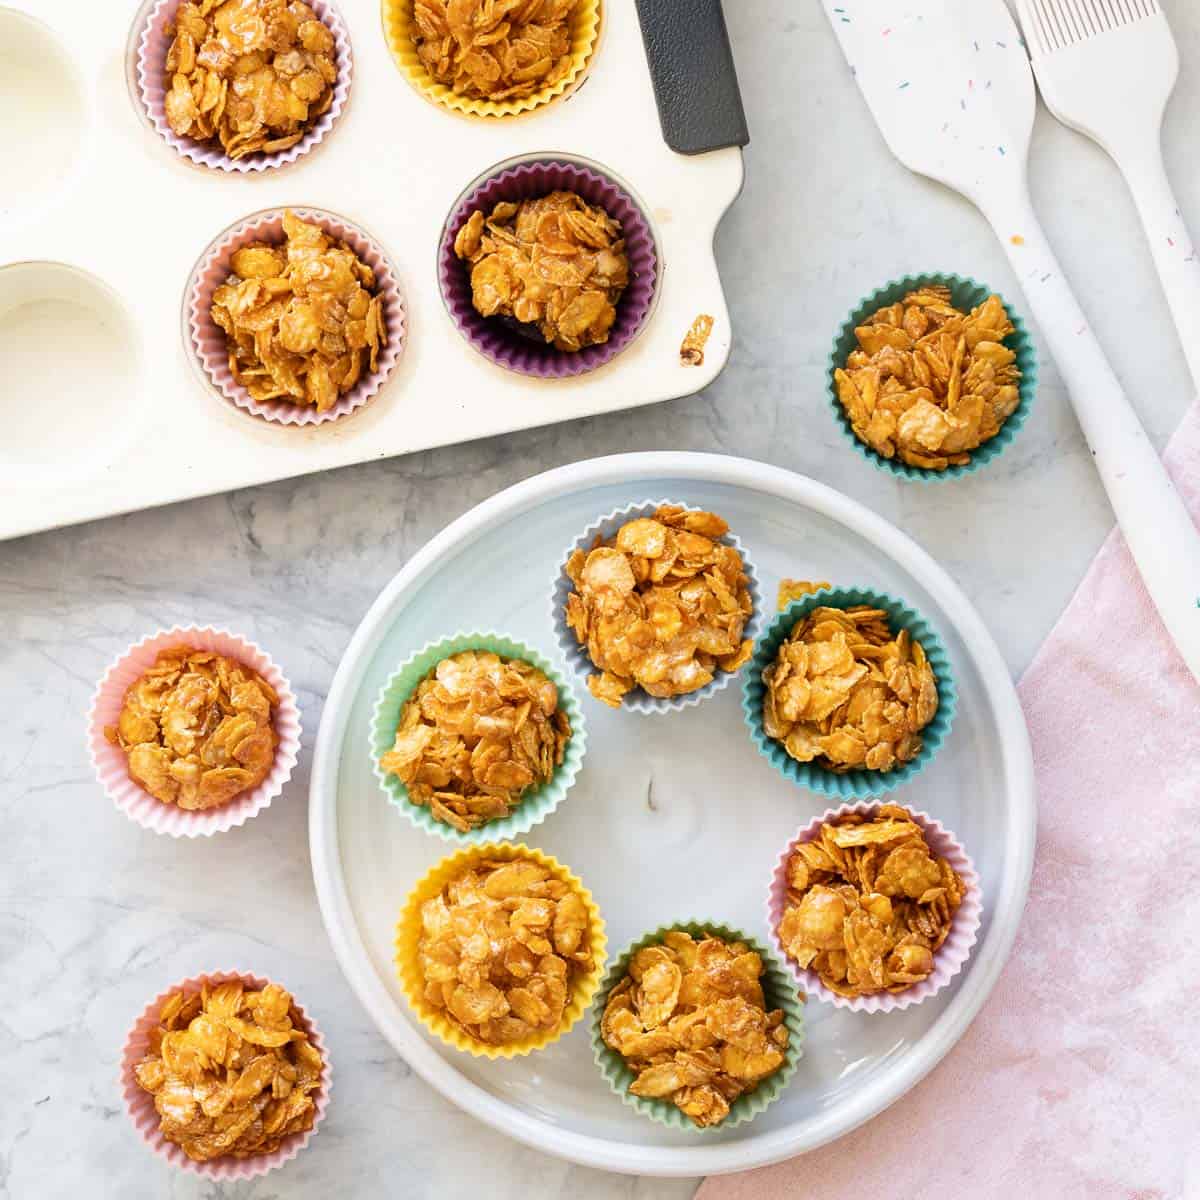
(766, 802, 982, 1013)
(186, 207, 407, 426)
(438, 156, 661, 378)
(133, 0, 353, 173)
(120, 969, 331, 1180)
(87, 626, 301, 837)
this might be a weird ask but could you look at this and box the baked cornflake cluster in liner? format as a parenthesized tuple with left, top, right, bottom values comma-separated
(776, 805, 965, 997)
(564, 506, 755, 707)
(454, 191, 630, 352)
(211, 210, 387, 413)
(417, 856, 594, 1045)
(133, 980, 324, 1161)
(413, 0, 579, 101)
(834, 285, 1021, 470)
(163, 0, 339, 160)
(763, 604, 937, 773)
(378, 649, 571, 832)
(601, 931, 789, 1128)
(104, 646, 278, 810)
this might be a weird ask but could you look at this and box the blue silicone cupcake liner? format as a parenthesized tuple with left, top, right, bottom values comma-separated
(828, 272, 1037, 481)
(551, 500, 763, 715)
(590, 921, 805, 1132)
(370, 632, 587, 843)
(742, 586, 956, 799)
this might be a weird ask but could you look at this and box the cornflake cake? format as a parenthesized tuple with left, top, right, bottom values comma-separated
(776, 805, 965, 997)
(163, 0, 339, 160)
(211, 210, 387, 413)
(762, 604, 937, 773)
(834, 285, 1021, 470)
(133, 980, 324, 1161)
(564, 506, 754, 707)
(601, 931, 789, 1128)
(412, 0, 579, 101)
(417, 856, 593, 1045)
(105, 646, 278, 810)
(454, 191, 630, 352)
(378, 649, 571, 833)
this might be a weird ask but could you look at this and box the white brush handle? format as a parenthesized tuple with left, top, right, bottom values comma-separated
(1114, 141, 1200, 393)
(985, 186, 1200, 685)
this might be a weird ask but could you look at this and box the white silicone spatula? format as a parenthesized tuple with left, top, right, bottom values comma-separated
(822, 0, 1200, 686)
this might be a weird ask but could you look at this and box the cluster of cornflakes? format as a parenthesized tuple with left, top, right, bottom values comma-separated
(134, 980, 324, 1161)
(762, 604, 937, 773)
(601, 931, 789, 1128)
(105, 646, 278, 810)
(564, 506, 754, 707)
(834, 286, 1021, 470)
(776, 805, 965, 997)
(412, 0, 578, 101)
(378, 650, 571, 833)
(211, 210, 387, 413)
(417, 857, 593, 1045)
(163, 0, 339, 160)
(454, 191, 630, 352)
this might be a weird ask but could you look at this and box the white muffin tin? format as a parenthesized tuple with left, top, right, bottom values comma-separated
(0, 0, 742, 541)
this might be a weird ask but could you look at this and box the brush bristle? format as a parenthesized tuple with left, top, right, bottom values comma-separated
(1019, 0, 1161, 54)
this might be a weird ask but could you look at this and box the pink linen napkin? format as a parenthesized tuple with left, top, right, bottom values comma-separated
(700, 403, 1200, 1200)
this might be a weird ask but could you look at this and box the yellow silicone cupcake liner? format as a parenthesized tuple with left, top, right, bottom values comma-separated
(382, 0, 602, 119)
(395, 842, 607, 1059)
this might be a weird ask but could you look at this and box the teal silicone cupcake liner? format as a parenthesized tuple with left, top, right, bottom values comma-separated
(590, 920, 805, 1132)
(370, 632, 587, 844)
(827, 271, 1038, 481)
(742, 586, 956, 799)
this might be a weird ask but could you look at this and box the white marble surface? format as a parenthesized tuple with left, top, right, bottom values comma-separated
(3, 3, 1200, 1198)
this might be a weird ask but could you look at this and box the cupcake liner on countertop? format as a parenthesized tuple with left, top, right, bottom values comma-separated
(186, 206, 407, 427)
(382, 0, 601, 119)
(87, 626, 301, 837)
(370, 632, 588, 844)
(552, 500, 763, 715)
(120, 969, 331, 1179)
(395, 842, 607, 1059)
(743, 586, 955, 798)
(133, 0, 353, 172)
(828, 272, 1038, 481)
(766, 803, 982, 1013)
(590, 920, 805, 1131)
(438, 156, 660, 378)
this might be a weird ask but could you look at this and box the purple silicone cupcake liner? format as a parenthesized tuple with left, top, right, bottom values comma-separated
(186, 206, 407, 427)
(438, 157, 661, 378)
(133, 0, 353, 173)
(766, 802, 982, 1013)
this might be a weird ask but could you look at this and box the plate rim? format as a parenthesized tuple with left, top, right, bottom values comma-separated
(309, 450, 1037, 1177)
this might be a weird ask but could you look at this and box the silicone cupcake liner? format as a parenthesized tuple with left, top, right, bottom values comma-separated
(87, 626, 301, 837)
(186, 207, 407, 427)
(766, 803, 982, 1013)
(438, 156, 660, 378)
(552, 500, 763, 715)
(590, 921, 805, 1131)
(382, 0, 601, 120)
(133, 0, 353, 173)
(743, 586, 956, 798)
(827, 272, 1038, 481)
(370, 632, 588, 844)
(120, 969, 331, 1179)
(395, 843, 607, 1059)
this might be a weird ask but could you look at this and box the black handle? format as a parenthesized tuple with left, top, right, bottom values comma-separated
(634, 0, 749, 156)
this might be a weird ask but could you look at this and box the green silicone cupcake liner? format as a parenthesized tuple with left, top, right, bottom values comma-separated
(590, 920, 805, 1132)
(827, 271, 1038, 481)
(370, 632, 587, 844)
(742, 587, 957, 799)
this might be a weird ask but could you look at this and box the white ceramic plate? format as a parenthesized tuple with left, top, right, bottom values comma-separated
(309, 452, 1036, 1177)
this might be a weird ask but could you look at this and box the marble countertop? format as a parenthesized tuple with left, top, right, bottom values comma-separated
(4, 3, 1199, 1197)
